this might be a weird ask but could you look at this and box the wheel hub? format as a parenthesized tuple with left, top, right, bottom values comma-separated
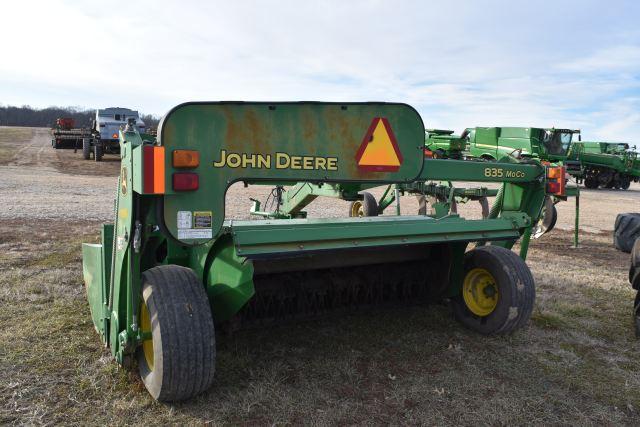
(351, 201, 364, 217)
(140, 301, 154, 371)
(463, 268, 499, 316)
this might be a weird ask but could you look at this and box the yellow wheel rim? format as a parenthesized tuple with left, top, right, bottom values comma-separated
(351, 201, 364, 217)
(462, 268, 499, 316)
(140, 300, 154, 371)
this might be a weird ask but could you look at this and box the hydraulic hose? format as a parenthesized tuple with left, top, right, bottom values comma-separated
(487, 184, 504, 219)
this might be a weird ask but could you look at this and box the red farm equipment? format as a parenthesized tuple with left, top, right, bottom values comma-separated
(51, 117, 91, 150)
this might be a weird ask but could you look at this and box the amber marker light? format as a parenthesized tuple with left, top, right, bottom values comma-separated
(172, 150, 200, 168)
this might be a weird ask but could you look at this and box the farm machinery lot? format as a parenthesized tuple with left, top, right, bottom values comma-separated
(2, 127, 640, 423)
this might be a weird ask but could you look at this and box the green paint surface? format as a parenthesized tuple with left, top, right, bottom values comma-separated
(159, 102, 425, 243)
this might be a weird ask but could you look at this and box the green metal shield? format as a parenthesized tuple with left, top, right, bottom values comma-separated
(158, 102, 425, 244)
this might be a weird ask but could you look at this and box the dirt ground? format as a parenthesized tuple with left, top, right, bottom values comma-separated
(1, 127, 640, 424)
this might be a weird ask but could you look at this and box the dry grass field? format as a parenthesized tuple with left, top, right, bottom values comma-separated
(1, 127, 640, 424)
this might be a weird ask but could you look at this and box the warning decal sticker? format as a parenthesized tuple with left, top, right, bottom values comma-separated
(194, 211, 213, 229)
(178, 229, 213, 239)
(177, 210, 213, 240)
(355, 117, 403, 172)
(177, 211, 192, 229)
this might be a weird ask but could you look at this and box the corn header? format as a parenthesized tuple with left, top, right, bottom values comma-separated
(82, 102, 565, 401)
(568, 141, 640, 189)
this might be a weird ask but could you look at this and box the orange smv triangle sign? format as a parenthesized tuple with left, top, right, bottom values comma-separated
(355, 117, 403, 172)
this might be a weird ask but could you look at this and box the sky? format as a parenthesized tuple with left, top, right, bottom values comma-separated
(2, 0, 640, 140)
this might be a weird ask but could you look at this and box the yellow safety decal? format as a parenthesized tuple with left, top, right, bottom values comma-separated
(355, 117, 403, 172)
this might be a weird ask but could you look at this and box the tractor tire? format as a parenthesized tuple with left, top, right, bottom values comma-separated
(584, 176, 598, 189)
(598, 171, 612, 188)
(611, 173, 628, 190)
(614, 213, 640, 253)
(94, 144, 103, 162)
(137, 265, 216, 401)
(348, 192, 378, 217)
(82, 139, 91, 160)
(633, 238, 640, 337)
(621, 176, 631, 190)
(452, 246, 535, 335)
(634, 291, 640, 338)
(630, 237, 640, 286)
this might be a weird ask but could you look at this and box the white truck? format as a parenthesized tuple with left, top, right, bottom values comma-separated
(83, 107, 146, 161)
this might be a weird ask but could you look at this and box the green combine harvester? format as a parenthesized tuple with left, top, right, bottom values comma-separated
(82, 102, 567, 401)
(568, 141, 639, 189)
(463, 127, 638, 190)
(466, 126, 581, 165)
(424, 129, 467, 159)
(583, 141, 632, 155)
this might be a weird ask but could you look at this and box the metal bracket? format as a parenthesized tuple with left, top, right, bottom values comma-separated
(133, 221, 142, 253)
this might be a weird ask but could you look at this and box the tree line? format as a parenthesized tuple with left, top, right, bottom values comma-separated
(0, 105, 160, 128)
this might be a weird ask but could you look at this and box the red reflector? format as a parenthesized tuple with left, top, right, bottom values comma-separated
(546, 166, 564, 179)
(545, 165, 566, 196)
(424, 149, 434, 158)
(173, 173, 199, 191)
(143, 146, 165, 194)
(546, 182, 560, 194)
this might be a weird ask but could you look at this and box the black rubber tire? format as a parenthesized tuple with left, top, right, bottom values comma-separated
(137, 265, 216, 402)
(452, 246, 535, 335)
(94, 143, 103, 162)
(596, 171, 610, 187)
(621, 176, 631, 190)
(612, 173, 623, 190)
(614, 213, 640, 253)
(82, 139, 91, 160)
(584, 176, 598, 189)
(348, 191, 378, 217)
(629, 237, 640, 286)
(634, 291, 640, 338)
